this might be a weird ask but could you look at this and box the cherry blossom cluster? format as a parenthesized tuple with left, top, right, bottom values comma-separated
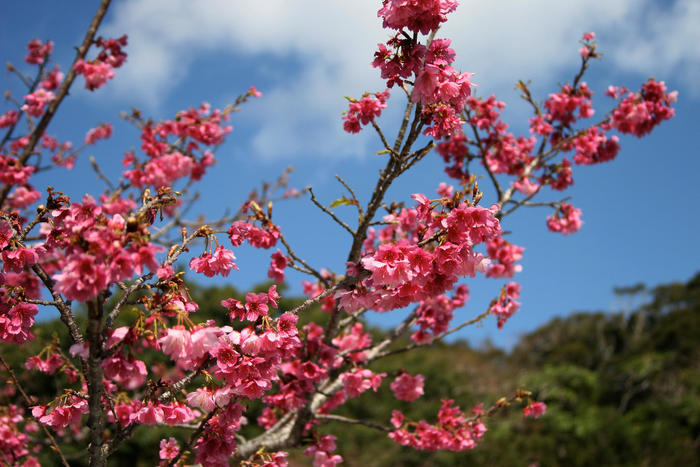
(190, 245, 238, 277)
(31, 394, 88, 431)
(378, 0, 458, 34)
(389, 400, 487, 451)
(546, 202, 583, 235)
(25, 39, 53, 65)
(159, 437, 180, 463)
(0, 110, 19, 128)
(578, 32, 598, 59)
(84, 122, 113, 145)
(342, 90, 390, 133)
(191, 403, 245, 465)
(110, 399, 197, 428)
(21, 89, 56, 118)
(485, 235, 524, 279)
(74, 35, 127, 90)
(390, 372, 425, 401)
(40, 66, 64, 91)
(40, 193, 164, 302)
(523, 401, 547, 419)
(221, 285, 280, 323)
(428, 29, 676, 239)
(123, 102, 234, 189)
(371, 35, 472, 138)
(609, 79, 677, 137)
(334, 191, 499, 316)
(25, 341, 79, 382)
(436, 95, 539, 182)
(412, 285, 468, 343)
(0, 404, 39, 465)
(268, 249, 289, 283)
(349, 1, 472, 138)
(0, 219, 39, 344)
(0, 156, 34, 188)
(228, 216, 281, 249)
(489, 282, 521, 329)
(436, 74, 674, 234)
(261, 321, 374, 417)
(305, 434, 343, 467)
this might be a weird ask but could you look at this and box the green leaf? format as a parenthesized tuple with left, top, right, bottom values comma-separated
(329, 196, 354, 209)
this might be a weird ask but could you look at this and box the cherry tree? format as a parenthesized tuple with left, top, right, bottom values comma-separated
(0, 0, 676, 466)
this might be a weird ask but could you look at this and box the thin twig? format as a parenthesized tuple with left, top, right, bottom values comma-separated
(21, 298, 60, 306)
(469, 117, 503, 201)
(284, 273, 366, 316)
(315, 413, 392, 432)
(20, 206, 48, 240)
(279, 231, 329, 287)
(372, 308, 491, 361)
(371, 120, 401, 160)
(307, 187, 356, 236)
(1, 61, 48, 148)
(335, 174, 363, 218)
(89, 155, 115, 190)
(103, 273, 151, 330)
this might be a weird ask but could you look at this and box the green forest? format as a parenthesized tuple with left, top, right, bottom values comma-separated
(2, 273, 698, 466)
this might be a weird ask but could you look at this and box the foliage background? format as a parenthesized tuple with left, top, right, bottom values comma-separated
(3, 274, 697, 465)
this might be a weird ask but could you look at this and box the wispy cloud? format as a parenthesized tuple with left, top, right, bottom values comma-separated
(102, 0, 698, 160)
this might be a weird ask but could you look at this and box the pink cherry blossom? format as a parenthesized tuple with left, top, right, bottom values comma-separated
(84, 123, 113, 145)
(74, 60, 115, 90)
(268, 249, 288, 283)
(378, 0, 459, 34)
(186, 387, 216, 412)
(189, 245, 238, 277)
(53, 253, 108, 302)
(391, 373, 425, 401)
(159, 437, 179, 461)
(546, 203, 583, 235)
(523, 401, 547, 419)
(25, 39, 53, 64)
(21, 89, 55, 117)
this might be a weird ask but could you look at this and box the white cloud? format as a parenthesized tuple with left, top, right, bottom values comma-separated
(608, 0, 700, 92)
(102, 0, 698, 160)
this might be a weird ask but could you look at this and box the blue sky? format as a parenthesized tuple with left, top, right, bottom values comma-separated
(1, 0, 698, 348)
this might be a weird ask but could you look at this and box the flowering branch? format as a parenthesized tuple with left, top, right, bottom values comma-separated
(0, 355, 70, 467)
(0, 0, 113, 206)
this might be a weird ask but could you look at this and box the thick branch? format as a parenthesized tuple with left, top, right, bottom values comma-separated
(86, 300, 106, 467)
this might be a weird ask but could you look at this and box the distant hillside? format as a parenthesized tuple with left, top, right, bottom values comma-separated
(2, 275, 698, 466)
